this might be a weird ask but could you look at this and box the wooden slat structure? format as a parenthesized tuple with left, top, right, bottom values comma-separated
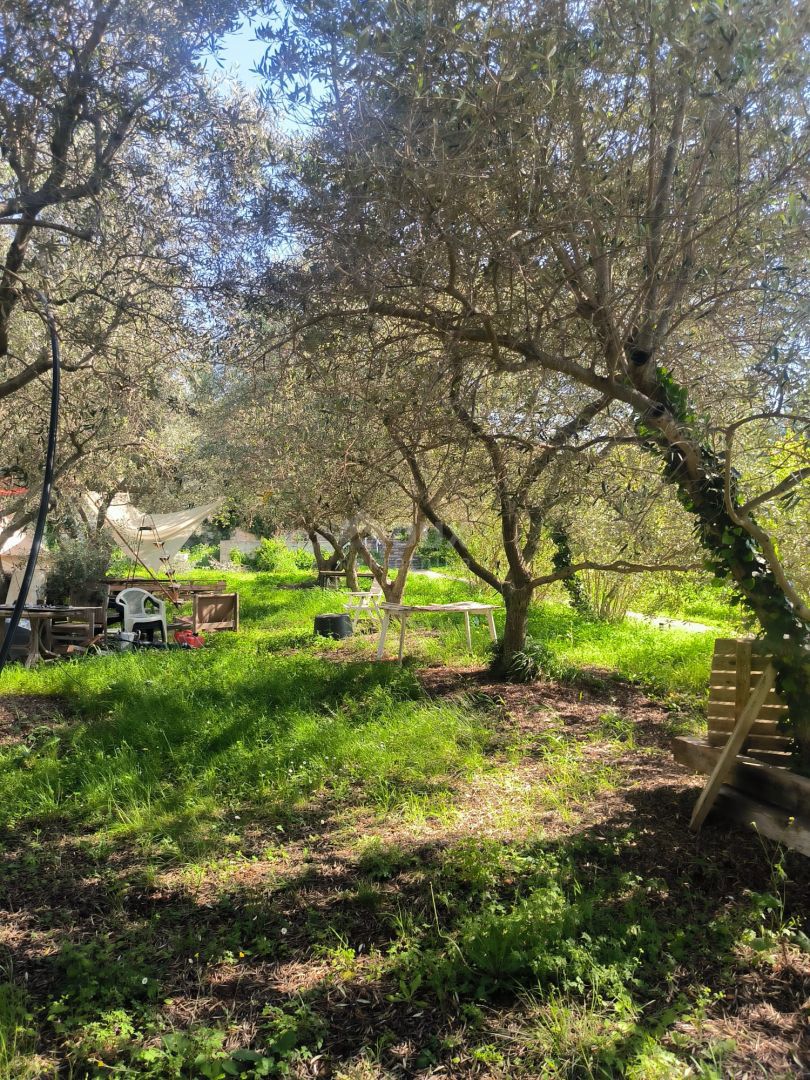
(673, 637, 810, 856)
(674, 737, 809, 817)
(193, 592, 239, 633)
(706, 638, 790, 763)
(690, 662, 776, 832)
(103, 578, 227, 605)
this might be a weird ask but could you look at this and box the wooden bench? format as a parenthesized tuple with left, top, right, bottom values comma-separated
(104, 578, 227, 604)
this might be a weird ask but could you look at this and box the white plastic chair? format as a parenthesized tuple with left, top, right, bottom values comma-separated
(115, 587, 168, 643)
(344, 578, 384, 630)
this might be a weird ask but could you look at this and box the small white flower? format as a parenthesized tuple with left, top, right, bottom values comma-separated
(142, 977, 148, 984)
(281, 927, 288, 936)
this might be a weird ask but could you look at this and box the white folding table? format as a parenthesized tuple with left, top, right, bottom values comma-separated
(375, 601, 499, 663)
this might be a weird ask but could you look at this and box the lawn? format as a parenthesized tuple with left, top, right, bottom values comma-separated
(0, 572, 806, 1078)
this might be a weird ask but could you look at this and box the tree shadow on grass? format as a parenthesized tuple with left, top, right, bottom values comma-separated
(1, 775, 808, 1075)
(0, 656, 426, 862)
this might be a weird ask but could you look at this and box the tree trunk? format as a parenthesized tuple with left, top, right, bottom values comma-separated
(345, 544, 359, 590)
(309, 527, 343, 587)
(350, 514, 426, 603)
(500, 583, 534, 670)
(386, 519, 425, 603)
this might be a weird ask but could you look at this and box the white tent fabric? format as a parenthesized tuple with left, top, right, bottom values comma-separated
(0, 521, 30, 564)
(84, 492, 224, 572)
(0, 520, 46, 605)
(5, 564, 47, 607)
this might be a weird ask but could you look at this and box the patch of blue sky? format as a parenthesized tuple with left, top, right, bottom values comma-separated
(204, 19, 266, 93)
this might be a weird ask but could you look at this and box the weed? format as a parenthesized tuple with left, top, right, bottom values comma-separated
(0, 984, 37, 1080)
(491, 636, 574, 683)
(355, 836, 410, 880)
(596, 709, 636, 746)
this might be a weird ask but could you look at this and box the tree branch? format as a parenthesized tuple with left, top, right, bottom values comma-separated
(0, 217, 94, 241)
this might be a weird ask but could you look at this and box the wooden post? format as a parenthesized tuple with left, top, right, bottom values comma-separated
(690, 662, 776, 832)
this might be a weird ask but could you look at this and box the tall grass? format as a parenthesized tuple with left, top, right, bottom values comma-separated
(0, 570, 770, 1079)
(0, 572, 489, 852)
(0, 569, 719, 852)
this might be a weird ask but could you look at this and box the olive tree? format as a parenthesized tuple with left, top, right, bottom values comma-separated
(259, 0, 810, 762)
(0, 0, 248, 383)
(196, 348, 428, 599)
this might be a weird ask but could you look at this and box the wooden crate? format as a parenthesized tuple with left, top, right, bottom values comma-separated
(193, 592, 239, 633)
(707, 638, 790, 763)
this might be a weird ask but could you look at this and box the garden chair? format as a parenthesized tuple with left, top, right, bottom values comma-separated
(344, 578, 384, 631)
(46, 609, 103, 655)
(115, 587, 168, 643)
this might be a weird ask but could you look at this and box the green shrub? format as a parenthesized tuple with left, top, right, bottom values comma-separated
(246, 538, 297, 573)
(416, 530, 455, 567)
(107, 547, 133, 577)
(185, 542, 218, 568)
(490, 636, 571, 683)
(46, 531, 113, 603)
(292, 547, 315, 570)
(228, 548, 244, 565)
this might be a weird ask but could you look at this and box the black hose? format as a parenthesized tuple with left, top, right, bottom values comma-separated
(0, 295, 61, 675)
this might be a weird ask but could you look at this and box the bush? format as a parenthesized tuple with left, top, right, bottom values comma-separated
(490, 636, 571, 683)
(293, 547, 315, 570)
(578, 570, 634, 622)
(185, 542, 217, 568)
(247, 537, 297, 573)
(46, 532, 114, 603)
(416, 531, 455, 568)
(107, 547, 133, 577)
(229, 548, 244, 566)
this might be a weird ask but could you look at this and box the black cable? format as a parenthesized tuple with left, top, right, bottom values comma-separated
(0, 294, 61, 675)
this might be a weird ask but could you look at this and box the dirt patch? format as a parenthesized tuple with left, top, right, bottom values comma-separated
(0, 693, 66, 746)
(418, 662, 680, 749)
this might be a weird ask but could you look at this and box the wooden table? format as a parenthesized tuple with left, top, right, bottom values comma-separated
(103, 579, 226, 603)
(375, 601, 499, 663)
(0, 605, 100, 668)
(318, 570, 375, 588)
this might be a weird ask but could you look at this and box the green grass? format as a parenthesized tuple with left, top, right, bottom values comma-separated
(0, 571, 717, 849)
(0, 572, 491, 851)
(0, 570, 801, 1078)
(526, 601, 715, 698)
(629, 575, 744, 630)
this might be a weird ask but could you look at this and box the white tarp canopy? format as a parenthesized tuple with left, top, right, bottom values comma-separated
(83, 492, 224, 572)
(0, 521, 30, 563)
(0, 520, 47, 605)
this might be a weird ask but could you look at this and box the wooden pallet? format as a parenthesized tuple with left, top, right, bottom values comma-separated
(706, 638, 790, 763)
(673, 638, 810, 855)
